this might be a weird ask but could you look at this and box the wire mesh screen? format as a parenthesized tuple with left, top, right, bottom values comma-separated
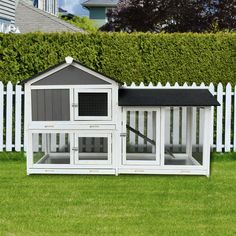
(78, 93, 108, 116)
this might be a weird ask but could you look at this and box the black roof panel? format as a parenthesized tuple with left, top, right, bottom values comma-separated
(118, 89, 220, 107)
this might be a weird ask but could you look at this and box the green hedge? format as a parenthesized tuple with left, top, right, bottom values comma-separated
(0, 32, 235, 85)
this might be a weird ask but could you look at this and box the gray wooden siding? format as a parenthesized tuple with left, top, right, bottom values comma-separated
(32, 65, 110, 85)
(0, 0, 15, 22)
(32, 89, 70, 121)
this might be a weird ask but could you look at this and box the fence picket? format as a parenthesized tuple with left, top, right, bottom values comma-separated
(234, 85, 236, 151)
(216, 83, 223, 152)
(59, 133, 66, 151)
(165, 108, 170, 146)
(6, 82, 13, 151)
(181, 107, 187, 151)
(129, 111, 136, 145)
(0, 82, 3, 151)
(173, 107, 180, 151)
(15, 85, 22, 151)
(224, 83, 232, 152)
(138, 111, 144, 151)
(51, 133, 57, 152)
(209, 83, 215, 147)
(147, 111, 153, 151)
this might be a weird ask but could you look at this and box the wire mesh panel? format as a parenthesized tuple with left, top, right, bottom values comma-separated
(32, 133, 70, 165)
(78, 93, 108, 116)
(124, 110, 159, 163)
(75, 133, 112, 165)
(164, 107, 203, 166)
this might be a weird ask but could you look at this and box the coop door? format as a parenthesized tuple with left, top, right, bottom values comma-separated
(74, 133, 112, 165)
(122, 109, 161, 166)
(74, 89, 111, 120)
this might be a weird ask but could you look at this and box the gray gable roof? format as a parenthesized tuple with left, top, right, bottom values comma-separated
(20, 59, 123, 85)
(82, 0, 118, 7)
(15, 0, 84, 33)
(32, 65, 111, 85)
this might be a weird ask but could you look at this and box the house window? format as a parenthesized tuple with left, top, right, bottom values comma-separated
(74, 89, 111, 120)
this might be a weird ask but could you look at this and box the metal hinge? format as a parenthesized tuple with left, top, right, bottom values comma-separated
(72, 147, 78, 151)
(72, 103, 78, 107)
(120, 133, 126, 137)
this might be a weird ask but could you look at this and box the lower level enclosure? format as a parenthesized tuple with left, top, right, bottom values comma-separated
(26, 107, 212, 176)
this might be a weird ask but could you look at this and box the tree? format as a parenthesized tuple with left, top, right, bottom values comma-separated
(100, 0, 235, 32)
(60, 16, 97, 33)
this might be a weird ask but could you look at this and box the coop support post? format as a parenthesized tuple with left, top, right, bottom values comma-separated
(186, 107, 193, 158)
(203, 107, 212, 177)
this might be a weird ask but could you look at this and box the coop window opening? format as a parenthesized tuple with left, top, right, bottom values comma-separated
(74, 89, 112, 120)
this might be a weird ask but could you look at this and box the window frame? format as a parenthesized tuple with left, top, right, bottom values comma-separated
(74, 132, 112, 165)
(122, 107, 161, 166)
(74, 88, 112, 121)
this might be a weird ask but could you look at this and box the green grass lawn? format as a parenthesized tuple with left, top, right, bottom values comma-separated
(0, 153, 235, 236)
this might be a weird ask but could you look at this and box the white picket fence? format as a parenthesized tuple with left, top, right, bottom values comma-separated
(0, 81, 235, 153)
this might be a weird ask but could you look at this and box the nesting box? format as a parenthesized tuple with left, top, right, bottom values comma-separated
(22, 57, 219, 176)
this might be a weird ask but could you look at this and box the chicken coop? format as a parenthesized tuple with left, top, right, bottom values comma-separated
(22, 57, 219, 176)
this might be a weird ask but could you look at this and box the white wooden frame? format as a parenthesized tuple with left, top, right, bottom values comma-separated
(74, 132, 112, 165)
(27, 130, 74, 170)
(74, 88, 112, 121)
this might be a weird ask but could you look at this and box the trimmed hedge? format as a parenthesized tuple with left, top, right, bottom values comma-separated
(0, 32, 235, 85)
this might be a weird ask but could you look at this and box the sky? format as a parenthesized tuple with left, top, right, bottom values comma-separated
(59, 0, 89, 16)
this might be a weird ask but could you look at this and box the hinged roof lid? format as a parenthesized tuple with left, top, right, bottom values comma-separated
(119, 89, 220, 107)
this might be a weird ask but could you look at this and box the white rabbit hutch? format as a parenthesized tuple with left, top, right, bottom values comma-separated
(22, 57, 219, 176)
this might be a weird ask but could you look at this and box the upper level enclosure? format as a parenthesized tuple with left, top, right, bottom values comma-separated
(24, 57, 120, 124)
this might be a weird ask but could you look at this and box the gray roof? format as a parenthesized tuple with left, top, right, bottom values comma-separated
(15, 0, 84, 33)
(82, 0, 118, 7)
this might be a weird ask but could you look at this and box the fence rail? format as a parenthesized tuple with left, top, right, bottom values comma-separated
(0, 81, 235, 153)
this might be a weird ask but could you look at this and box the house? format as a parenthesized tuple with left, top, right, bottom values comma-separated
(82, 0, 118, 27)
(0, 0, 19, 33)
(15, 0, 83, 33)
(21, 56, 219, 176)
(33, 0, 58, 16)
(59, 7, 74, 19)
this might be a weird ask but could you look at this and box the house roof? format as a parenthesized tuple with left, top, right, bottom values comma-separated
(20, 59, 123, 85)
(15, 0, 84, 33)
(82, 0, 118, 7)
(118, 89, 220, 107)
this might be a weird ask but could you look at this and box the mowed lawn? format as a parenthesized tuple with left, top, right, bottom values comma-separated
(0, 153, 235, 236)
